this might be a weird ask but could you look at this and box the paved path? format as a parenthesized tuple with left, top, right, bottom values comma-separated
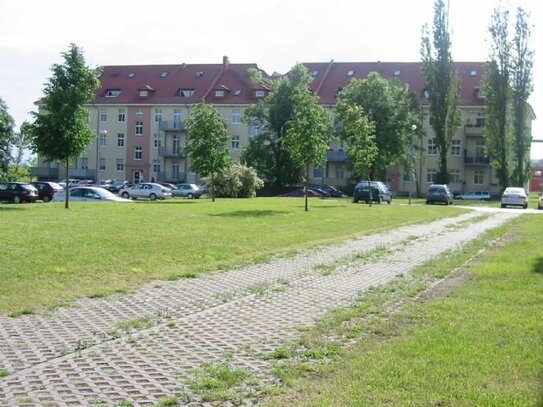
(0, 209, 526, 406)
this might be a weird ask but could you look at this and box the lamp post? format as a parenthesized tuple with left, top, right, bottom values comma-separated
(409, 124, 417, 206)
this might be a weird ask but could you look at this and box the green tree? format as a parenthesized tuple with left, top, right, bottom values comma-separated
(205, 163, 263, 198)
(336, 73, 421, 181)
(30, 44, 100, 208)
(421, 0, 461, 184)
(283, 84, 333, 211)
(14, 121, 33, 166)
(185, 103, 232, 202)
(242, 64, 313, 192)
(0, 97, 15, 176)
(510, 7, 533, 186)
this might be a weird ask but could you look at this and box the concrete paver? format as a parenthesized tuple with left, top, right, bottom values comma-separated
(0, 209, 523, 406)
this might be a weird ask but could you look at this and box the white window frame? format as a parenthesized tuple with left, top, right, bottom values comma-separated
(99, 157, 106, 171)
(427, 138, 438, 155)
(99, 132, 107, 147)
(135, 121, 143, 136)
(231, 135, 240, 149)
(427, 168, 437, 183)
(154, 109, 162, 123)
(153, 133, 161, 148)
(99, 108, 107, 123)
(232, 108, 241, 124)
(474, 170, 484, 185)
(118, 108, 125, 123)
(451, 140, 461, 156)
(116, 159, 124, 172)
(153, 159, 161, 173)
(134, 146, 143, 160)
(117, 133, 125, 148)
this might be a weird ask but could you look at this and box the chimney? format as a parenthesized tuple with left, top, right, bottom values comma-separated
(223, 55, 230, 70)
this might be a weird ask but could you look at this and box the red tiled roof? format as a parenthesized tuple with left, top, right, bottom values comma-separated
(303, 61, 487, 106)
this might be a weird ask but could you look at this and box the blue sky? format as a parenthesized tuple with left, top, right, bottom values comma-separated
(1, 0, 541, 158)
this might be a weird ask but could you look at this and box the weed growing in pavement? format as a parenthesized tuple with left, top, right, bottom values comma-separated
(315, 263, 335, 276)
(248, 282, 269, 297)
(7, 309, 34, 318)
(113, 402, 134, 407)
(354, 245, 391, 262)
(0, 369, 10, 377)
(155, 395, 179, 406)
(115, 316, 155, 331)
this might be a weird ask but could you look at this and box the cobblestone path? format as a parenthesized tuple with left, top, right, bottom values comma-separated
(0, 210, 521, 406)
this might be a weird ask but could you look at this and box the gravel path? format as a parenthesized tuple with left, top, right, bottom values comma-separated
(0, 209, 523, 406)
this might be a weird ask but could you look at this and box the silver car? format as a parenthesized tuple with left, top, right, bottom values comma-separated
(119, 182, 172, 200)
(500, 187, 528, 209)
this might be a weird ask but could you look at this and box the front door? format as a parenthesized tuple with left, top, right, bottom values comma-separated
(134, 170, 143, 184)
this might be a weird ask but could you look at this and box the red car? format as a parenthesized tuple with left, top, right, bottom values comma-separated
(0, 182, 38, 203)
(31, 181, 63, 202)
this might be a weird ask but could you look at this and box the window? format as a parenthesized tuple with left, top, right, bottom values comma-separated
(117, 133, 125, 147)
(153, 159, 161, 173)
(99, 132, 107, 147)
(474, 170, 484, 185)
(231, 135, 240, 149)
(394, 69, 401, 76)
(335, 169, 344, 179)
(135, 121, 143, 136)
(81, 157, 88, 170)
(153, 133, 161, 148)
(449, 169, 461, 183)
(403, 172, 413, 182)
(477, 89, 486, 99)
(311, 70, 319, 76)
(134, 146, 143, 160)
(105, 89, 121, 97)
(347, 70, 354, 76)
(255, 90, 265, 98)
(172, 136, 180, 155)
(249, 122, 261, 137)
(179, 89, 195, 98)
(128, 72, 136, 78)
(234, 89, 242, 96)
(99, 108, 107, 122)
(136, 108, 143, 115)
(423, 89, 430, 99)
(475, 140, 485, 157)
(160, 71, 169, 78)
(475, 116, 485, 127)
(99, 157, 106, 171)
(232, 108, 241, 124)
(118, 108, 125, 123)
(469, 69, 478, 76)
(427, 138, 437, 155)
(313, 166, 323, 178)
(154, 109, 162, 123)
(451, 140, 461, 156)
(215, 90, 224, 97)
(195, 71, 204, 77)
(173, 109, 182, 127)
(116, 159, 124, 172)
(172, 162, 179, 179)
(139, 90, 148, 97)
(427, 168, 437, 183)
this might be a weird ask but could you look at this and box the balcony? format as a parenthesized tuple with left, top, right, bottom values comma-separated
(464, 125, 483, 137)
(158, 147, 185, 158)
(326, 150, 347, 162)
(159, 120, 185, 132)
(69, 168, 97, 178)
(464, 156, 490, 166)
(31, 167, 59, 178)
(157, 172, 186, 183)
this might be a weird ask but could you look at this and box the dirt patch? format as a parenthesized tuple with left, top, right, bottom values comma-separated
(416, 267, 471, 302)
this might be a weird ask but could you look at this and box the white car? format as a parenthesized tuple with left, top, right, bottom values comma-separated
(118, 182, 172, 200)
(538, 194, 543, 210)
(455, 191, 491, 201)
(54, 187, 132, 202)
(500, 187, 528, 209)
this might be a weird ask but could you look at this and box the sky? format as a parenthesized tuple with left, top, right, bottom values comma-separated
(1, 0, 541, 159)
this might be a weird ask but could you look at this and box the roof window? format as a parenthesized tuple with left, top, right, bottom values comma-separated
(311, 70, 319, 77)
(128, 72, 136, 78)
(105, 89, 121, 98)
(178, 89, 195, 98)
(394, 69, 401, 76)
(234, 89, 242, 96)
(347, 70, 354, 76)
(195, 71, 205, 77)
(160, 71, 169, 78)
(469, 69, 478, 77)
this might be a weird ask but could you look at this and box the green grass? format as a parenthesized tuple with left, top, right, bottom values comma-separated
(263, 214, 543, 406)
(0, 197, 465, 315)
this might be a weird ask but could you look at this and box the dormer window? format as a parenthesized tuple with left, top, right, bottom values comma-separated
(347, 70, 354, 76)
(476, 88, 485, 99)
(255, 90, 265, 98)
(179, 89, 195, 98)
(470, 69, 478, 77)
(394, 69, 401, 76)
(139, 90, 148, 97)
(215, 90, 225, 97)
(128, 72, 136, 78)
(105, 89, 121, 98)
(160, 71, 169, 78)
(423, 89, 430, 99)
(311, 70, 319, 77)
(195, 71, 205, 77)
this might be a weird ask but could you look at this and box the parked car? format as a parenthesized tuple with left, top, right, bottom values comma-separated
(538, 193, 543, 210)
(57, 179, 78, 189)
(353, 181, 392, 204)
(278, 188, 324, 197)
(53, 186, 132, 202)
(0, 182, 38, 203)
(308, 184, 345, 198)
(426, 184, 454, 205)
(119, 182, 172, 200)
(30, 181, 63, 202)
(500, 187, 528, 209)
(455, 190, 491, 201)
(106, 180, 130, 193)
(172, 183, 204, 199)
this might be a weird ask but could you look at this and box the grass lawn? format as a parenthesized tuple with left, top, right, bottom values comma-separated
(0, 197, 466, 315)
(263, 214, 543, 406)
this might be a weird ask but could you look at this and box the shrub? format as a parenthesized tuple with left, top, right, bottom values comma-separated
(206, 164, 263, 198)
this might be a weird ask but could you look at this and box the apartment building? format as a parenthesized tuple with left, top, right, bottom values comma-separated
(32, 57, 534, 196)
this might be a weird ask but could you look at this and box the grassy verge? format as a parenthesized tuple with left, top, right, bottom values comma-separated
(0, 197, 465, 315)
(263, 214, 543, 406)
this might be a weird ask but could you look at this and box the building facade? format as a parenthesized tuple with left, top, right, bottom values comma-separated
(32, 57, 534, 196)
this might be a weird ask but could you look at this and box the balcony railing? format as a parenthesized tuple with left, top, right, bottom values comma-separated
(159, 120, 185, 132)
(158, 147, 185, 158)
(464, 156, 490, 166)
(31, 167, 59, 178)
(69, 169, 97, 178)
(326, 150, 347, 162)
(157, 172, 187, 183)
(464, 125, 483, 137)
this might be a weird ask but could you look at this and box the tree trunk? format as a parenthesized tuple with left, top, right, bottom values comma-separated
(304, 163, 309, 212)
(211, 173, 215, 202)
(64, 159, 70, 209)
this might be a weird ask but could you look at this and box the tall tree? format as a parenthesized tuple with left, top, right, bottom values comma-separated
(421, 0, 461, 185)
(30, 44, 100, 208)
(0, 97, 15, 177)
(336, 73, 422, 181)
(510, 7, 533, 186)
(282, 80, 333, 211)
(242, 64, 312, 192)
(14, 121, 33, 166)
(483, 6, 511, 189)
(185, 103, 232, 202)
